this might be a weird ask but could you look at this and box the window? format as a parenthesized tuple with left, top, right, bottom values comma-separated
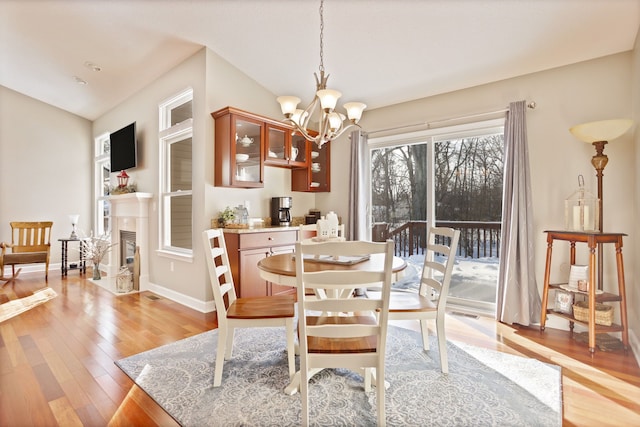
(369, 119, 503, 316)
(94, 133, 111, 236)
(159, 88, 193, 257)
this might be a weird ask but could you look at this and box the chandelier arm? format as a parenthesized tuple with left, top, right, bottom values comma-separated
(287, 119, 317, 142)
(329, 122, 361, 141)
(319, 112, 332, 144)
(300, 97, 319, 130)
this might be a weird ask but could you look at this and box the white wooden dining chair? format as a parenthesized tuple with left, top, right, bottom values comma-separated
(369, 226, 460, 373)
(295, 239, 394, 427)
(202, 229, 296, 387)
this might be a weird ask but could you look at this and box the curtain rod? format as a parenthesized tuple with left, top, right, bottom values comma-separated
(367, 101, 537, 135)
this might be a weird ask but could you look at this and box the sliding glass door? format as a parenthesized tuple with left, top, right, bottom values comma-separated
(369, 120, 504, 316)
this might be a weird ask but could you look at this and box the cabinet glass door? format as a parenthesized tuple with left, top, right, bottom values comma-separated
(234, 118, 262, 184)
(290, 133, 308, 166)
(265, 125, 287, 165)
(310, 143, 329, 191)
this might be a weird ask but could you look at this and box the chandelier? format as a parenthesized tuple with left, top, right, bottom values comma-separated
(277, 0, 366, 149)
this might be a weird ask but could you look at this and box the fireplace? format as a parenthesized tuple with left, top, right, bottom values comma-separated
(104, 192, 152, 293)
(120, 230, 136, 274)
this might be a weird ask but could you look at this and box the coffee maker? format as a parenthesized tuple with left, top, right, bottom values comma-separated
(271, 197, 292, 226)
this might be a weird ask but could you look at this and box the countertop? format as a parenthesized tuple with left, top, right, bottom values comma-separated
(221, 225, 302, 234)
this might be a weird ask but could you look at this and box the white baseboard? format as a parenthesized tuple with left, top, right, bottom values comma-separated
(144, 281, 215, 313)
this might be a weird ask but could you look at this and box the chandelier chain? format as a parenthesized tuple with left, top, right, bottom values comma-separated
(319, 0, 324, 74)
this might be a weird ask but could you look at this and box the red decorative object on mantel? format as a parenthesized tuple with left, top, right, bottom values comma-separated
(117, 170, 129, 188)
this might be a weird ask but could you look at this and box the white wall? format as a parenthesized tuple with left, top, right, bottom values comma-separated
(91, 48, 318, 310)
(630, 24, 640, 355)
(0, 86, 92, 267)
(325, 52, 637, 346)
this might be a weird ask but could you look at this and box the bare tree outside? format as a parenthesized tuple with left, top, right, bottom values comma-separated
(370, 131, 504, 306)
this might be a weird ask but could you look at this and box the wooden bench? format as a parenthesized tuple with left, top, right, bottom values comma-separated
(1, 221, 53, 284)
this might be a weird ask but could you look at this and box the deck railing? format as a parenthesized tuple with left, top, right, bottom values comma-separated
(378, 220, 501, 259)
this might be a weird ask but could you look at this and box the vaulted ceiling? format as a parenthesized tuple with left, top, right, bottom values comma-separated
(1, 0, 638, 121)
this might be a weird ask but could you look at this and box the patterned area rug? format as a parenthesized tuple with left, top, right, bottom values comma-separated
(0, 287, 57, 323)
(116, 325, 561, 426)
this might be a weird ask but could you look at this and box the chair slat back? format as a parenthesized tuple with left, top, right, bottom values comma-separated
(10, 221, 52, 253)
(203, 229, 238, 319)
(295, 239, 394, 348)
(420, 226, 460, 303)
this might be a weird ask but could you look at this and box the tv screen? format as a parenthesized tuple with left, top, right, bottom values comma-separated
(110, 122, 137, 172)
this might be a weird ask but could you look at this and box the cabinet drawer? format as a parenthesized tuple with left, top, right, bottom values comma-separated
(238, 230, 297, 249)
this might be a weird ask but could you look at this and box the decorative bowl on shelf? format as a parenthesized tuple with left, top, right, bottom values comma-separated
(236, 153, 249, 162)
(311, 151, 319, 159)
(311, 182, 320, 188)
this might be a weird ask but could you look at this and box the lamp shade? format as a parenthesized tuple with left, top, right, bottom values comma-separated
(316, 89, 341, 111)
(328, 112, 345, 131)
(569, 119, 633, 143)
(276, 96, 301, 116)
(343, 102, 367, 123)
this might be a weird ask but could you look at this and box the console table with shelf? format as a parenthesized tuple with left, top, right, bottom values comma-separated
(539, 230, 629, 353)
(59, 238, 88, 276)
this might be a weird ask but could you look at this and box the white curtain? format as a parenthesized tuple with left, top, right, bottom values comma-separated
(347, 130, 369, 240)
(497, 100, 541, 325)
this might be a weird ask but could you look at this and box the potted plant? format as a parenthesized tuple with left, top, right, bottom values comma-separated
(81, 233, 117, 280)
(218, 207, 235, 227)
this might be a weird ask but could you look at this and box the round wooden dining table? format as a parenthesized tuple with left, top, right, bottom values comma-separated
(257, 251, 406, 395)
(257, 252, 407, 287)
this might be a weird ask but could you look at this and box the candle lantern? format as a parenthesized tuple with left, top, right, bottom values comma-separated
(116, 266, 133, 293)
(564, 175, 599, 232)
(117, 170, 130, 188)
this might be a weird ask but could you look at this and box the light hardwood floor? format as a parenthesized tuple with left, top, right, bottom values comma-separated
(1, 272, 639, 426)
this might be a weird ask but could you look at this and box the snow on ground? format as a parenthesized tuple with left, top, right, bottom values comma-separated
(394, 255, 499, 303)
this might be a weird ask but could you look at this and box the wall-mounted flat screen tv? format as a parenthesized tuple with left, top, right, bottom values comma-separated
(110, 122, 137, 172)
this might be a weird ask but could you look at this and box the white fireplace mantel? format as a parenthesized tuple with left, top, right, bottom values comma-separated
(95, 192, 153, 294)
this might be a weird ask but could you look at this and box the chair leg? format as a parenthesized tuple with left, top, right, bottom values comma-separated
(213, 327, 227, 387)
(364, 367, 372, 392)
(300, 369, 309, 427)
(225, 327, 235, 359)
(419, 319, 430, 351)
(377, 362, 386, 427)
(1, 267, 21, 287)
(436, 316, 448, 374)
(285, 319, 295, 379)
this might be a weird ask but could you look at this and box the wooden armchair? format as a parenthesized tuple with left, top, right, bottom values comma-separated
(1, 221, 53, 284)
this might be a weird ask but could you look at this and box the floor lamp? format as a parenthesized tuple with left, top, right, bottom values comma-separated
(569, 118, 633, 290)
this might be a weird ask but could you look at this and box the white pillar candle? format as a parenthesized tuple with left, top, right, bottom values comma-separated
(573, 206, 581, 230)
(583, 206, 590, 230)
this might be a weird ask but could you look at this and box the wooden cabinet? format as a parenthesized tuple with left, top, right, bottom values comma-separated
(539, 230, 629, 353)
(292, 140, 330, 192)
(264, 124, 308, 168)
(213, 106, 331, 191)
(212, 107, 264, 188)
(223, 229, 298, 297)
